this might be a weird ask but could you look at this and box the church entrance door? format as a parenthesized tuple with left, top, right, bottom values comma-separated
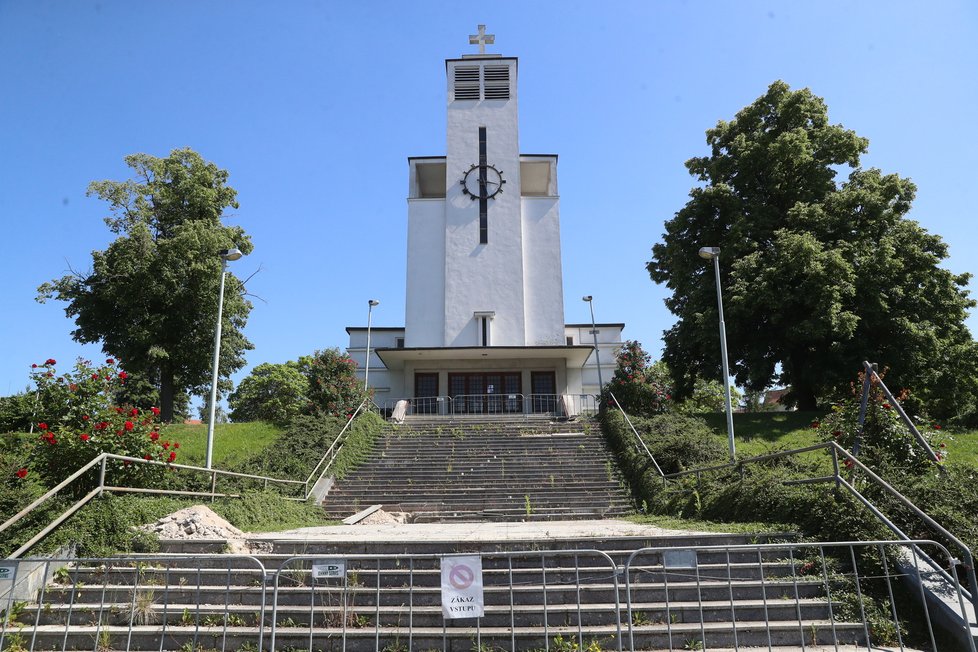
(413, 373, 439, 415)
(531, 371, 558, 413)
(448, 372, 521, 414)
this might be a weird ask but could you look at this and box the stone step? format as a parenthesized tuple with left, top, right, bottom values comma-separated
(41, 579, 824, 607)
(7, 619, 868, 651)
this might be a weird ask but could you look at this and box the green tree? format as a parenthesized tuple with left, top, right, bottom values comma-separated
(648, 81, 977, 417)
(228, 361, 309, 425)
(601, 341, 671, 417)
(38, 148, 254, 422)
(298, 349, 369, 418)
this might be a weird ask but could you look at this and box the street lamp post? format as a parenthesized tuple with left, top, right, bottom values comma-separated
(205, 247, 243, 470)
(698, 246, 736, 462)
(582, 296, 603, 391)
(364, 299, 379, 391)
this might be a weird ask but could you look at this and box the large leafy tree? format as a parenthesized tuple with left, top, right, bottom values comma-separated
(38, 148, 254, 422)
(228, 361, 309, 425)
(648, 81, 977, 416)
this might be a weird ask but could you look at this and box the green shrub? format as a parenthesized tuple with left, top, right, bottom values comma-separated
(25, 358, 179, 494)
(210, 491, 330, 532)
(227, 411, 385, 481)
(0, 391, 35, 433)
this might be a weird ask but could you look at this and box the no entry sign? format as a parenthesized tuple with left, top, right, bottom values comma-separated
(440, 555, 484, 618)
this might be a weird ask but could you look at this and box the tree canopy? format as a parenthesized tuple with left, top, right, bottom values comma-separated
(228, 361, 308, 426)
(648, 81, 978, 418)
(228, 349, 369, 425)
(38, 148, 254, 421)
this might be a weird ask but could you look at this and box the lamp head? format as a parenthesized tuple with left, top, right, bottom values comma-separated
(582, 295, 593, 302)
(698, 246, 720, 260)
(368, 299, 380, 307)
(219, 247, 243, 261)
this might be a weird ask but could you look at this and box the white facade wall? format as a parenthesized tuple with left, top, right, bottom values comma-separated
(346, 328, 405, 403)
(565, 324, 624, 396)
(404, 197, 446, 347)
(522, 193, 565, 345)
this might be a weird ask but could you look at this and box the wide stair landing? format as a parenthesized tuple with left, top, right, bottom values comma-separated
(3, 531, 884, 651)
(322, 416, 634, 522)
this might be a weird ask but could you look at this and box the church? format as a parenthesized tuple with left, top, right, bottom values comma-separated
(346, 27, 623, 416)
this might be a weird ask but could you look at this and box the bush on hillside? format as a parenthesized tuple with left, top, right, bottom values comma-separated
(24, 358, 177, 494)
(601, 341, 671, 417)
(0, 391, 36, 433)
(227, 411, 385, 481)
(228, 361, 309, 425)
(814, 372, 948, 475)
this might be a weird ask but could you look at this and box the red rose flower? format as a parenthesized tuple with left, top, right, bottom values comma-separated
(31, 363, 38, 368)
(939, 442, 947, 449)
(106, 358, 115, 364)
(882, 403, 891, 409)
(118, 371, 129, 380)
(933, 424, 942, 430)
(129, 408, 138, 417)
(124, 420, 134, 431)
(150, 431, 159, 441)
(810, 421, 820, 429)
(45, 358, 56, 365)
(80, 434, 90, 442)
(116, 430, 124, 436)
(173, 442, 180, 449)
(38, 422, 49, 430)
(115, 407, 123, 414)
(843, 459, 854, 469)
(15, 468, 28, 479)
(92, 374, 99, 380)
(82, 415, 89, 421)
(95, 421, 109, 431)
(163, 441, 170, 449)
(150, 407, 161, 416)
(168, 451, 177, 462)
(144, 455, 152, 461)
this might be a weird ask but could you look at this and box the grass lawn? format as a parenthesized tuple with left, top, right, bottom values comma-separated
(945, 429, 978, 469)
(693, 410, 978, 470)
(164, 421, 284, 468)
(697, 410, 823, 457)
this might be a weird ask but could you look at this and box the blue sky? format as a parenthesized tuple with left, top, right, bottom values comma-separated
(1, 1, 976, 405)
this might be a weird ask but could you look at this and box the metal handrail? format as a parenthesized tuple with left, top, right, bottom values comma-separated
(302, 397, 370, 498)
(607, 391, 664, 477)
(1, 452, 304, 559)
(857, 360, 946, 472)
(604, 399, 977, 609)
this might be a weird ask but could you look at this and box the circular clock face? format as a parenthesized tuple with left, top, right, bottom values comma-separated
(461, 164, 505, 199)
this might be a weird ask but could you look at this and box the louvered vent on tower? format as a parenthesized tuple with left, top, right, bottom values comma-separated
(454, 66, 480, 100)
(483, 65, 510, 99)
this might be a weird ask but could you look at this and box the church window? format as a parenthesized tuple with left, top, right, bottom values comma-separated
(566, 336, 574, 345)
(483, 65, 510, 99)
(453, 66, 480, 100)
(395, 337, 405, 349)
(474, 311, 494, 346)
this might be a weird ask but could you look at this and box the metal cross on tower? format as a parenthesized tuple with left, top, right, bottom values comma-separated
(468, 24, 495, 54)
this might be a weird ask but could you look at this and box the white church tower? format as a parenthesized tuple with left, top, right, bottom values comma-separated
(347, 27, 621, 414)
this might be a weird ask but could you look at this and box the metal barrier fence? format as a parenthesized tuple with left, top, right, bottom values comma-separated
(0, 554, 268, 652)
(2, 541, 973, 651)
(382, 393, 600, 418)
(268, 549, 623, 652)
(622, 539, 977, 652)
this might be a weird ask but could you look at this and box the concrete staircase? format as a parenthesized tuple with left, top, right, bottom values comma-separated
(1, 531, 876, 651)
(321, 416, 635, 522)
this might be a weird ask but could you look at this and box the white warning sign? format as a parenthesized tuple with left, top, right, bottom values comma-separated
(440, 555, 484, 619)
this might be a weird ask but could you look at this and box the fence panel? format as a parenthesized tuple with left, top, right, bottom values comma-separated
(0, 554, 267, 652)
(621, 539, 976, 652)
(269, 549, 623, 652)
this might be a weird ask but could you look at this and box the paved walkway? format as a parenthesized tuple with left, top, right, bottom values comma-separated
(248, 518, 753, 544)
